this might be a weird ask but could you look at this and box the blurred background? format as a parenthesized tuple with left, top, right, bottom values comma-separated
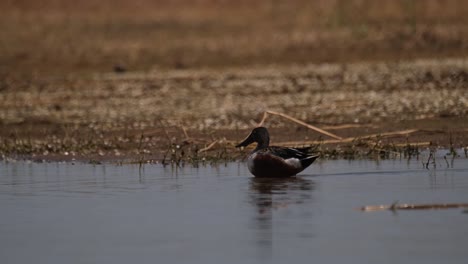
(1, 0, 468, 159)
(2, 0, 468, 75)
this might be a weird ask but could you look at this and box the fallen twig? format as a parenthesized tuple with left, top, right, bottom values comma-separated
(320, 124, 376, 130)
(258, 110, 343, 140)
(180, 125, 190, 141)
(257, 110, 421, 144)
(273, 130, 421, 147)
(198, 140, 218, 153)
(393, 142, 431, 147)
(361, 129, 419, 139)
(360, 202, 468, 212)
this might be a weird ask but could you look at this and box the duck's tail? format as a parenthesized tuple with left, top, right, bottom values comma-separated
(295, 145, 320, 154)
(300, 154, 319, 168)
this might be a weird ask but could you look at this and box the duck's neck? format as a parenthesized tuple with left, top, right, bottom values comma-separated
(254, 138, 269, 151)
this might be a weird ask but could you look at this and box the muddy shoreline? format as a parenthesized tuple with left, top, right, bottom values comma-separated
(2, 59, 468, 163)
(2, 123, 467, 164)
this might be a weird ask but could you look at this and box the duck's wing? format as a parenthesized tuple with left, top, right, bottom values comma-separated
(263, 146, 318, 169)
(266, 146, 315, 160)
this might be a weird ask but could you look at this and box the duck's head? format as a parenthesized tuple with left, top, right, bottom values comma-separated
(236, 127, 270, 149)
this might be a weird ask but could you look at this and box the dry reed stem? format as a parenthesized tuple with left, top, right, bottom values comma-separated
(158, 120, 172, 143)
(258, 111, 343, 140)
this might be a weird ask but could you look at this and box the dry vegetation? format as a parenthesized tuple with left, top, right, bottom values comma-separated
(1, 0, 468, 163)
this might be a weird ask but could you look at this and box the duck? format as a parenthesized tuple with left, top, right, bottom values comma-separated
(236, 127, 319, 177)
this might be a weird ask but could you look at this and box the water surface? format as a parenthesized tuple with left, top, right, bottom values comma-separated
(1, 157, 468, 264)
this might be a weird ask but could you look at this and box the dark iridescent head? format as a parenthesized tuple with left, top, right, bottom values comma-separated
(236, 127, 270, 150)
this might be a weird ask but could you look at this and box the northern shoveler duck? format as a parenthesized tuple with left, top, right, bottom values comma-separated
(236, 127, 319, 178)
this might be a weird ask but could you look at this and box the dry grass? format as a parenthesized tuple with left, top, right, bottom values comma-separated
(2, 59, 467, 129)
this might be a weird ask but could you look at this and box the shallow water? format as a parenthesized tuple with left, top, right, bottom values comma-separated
(1, 157, 468, 264)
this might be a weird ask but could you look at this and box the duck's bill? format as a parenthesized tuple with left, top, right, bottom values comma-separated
(235, 133, 254, 148)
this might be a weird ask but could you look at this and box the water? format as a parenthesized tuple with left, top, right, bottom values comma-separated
(1, 157, 468, 264)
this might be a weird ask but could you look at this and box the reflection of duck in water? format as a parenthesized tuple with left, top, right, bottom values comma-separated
(248, 177, 316, 259)
(236, 127, 319, 178)
(249, 177, 315, 213)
